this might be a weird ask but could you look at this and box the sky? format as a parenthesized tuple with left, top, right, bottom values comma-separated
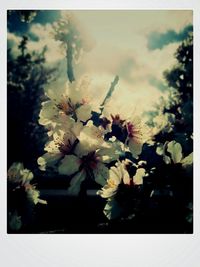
(7, 10, 193, 116)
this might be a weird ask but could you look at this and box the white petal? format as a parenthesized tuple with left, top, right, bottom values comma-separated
(67, 171, 86, 196)
(128, 139, 143, 159)
(167, 141, 183, 164)
(76, 105, 92, 122)
(97, 142, 121, 163)
(133, 168, 145, 185)
(39, 101, 58, 126)
(58, 155, 80, 175)
(27, 188, 40, 204)
(109, 166, 122, 185)
(44, 140, 60, 153)
(181, 152, 193, 175)
(46, 83, 67, 103)
(68, 87, 82, 104)
(163, 155, 171, 164)
(75, 122, 104, 156)
(122, 169, 130, 185)
(156, 144, 164, 156)
(21, 169, 34, 184)
(93, 163, 109, 186)
(37, 152, 62, 171)
(97, 185, 117, 198)
(181, 152, 193, 167)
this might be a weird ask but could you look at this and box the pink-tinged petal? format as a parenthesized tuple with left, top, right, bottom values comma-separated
(58, 155, 80, 175)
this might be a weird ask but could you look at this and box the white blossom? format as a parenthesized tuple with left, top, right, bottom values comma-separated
(38, 120, 82, 171)
(39, 76, 95, 129)
(156, 140, 193, 169)
(58, 121, 121, 195)
(97, 161, 146, 220)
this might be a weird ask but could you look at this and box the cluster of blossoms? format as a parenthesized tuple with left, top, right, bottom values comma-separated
(38, 75, 150, 217)
(149, 140, 193, 216)
(97, 160, 147, 219)
(7, 162, 46, 231)
(156, 140, 193, 168)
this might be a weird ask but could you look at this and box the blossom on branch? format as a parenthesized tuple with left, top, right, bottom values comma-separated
(7, 162, 47, 231)
(97, 161, 146, 219)
(58, 121, 122, 195)
(39, 76, 96, 129)
(101, 102, 150, 159)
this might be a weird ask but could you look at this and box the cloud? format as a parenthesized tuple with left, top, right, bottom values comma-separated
(27, 23, 65, 63)
(147, 24, 193, 50)
(7, 10, 193, 116)
(7, 32, 21, 57)
(34, 10, 61, 25)
(148, 76, 168, 92)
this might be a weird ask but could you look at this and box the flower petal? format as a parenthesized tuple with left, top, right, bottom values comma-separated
(58, 155, 80, 175)
(76, 105, 92, 122)
(39, 101, 58, 126)
(133, 168, 145, 185)
(97, 185, 117, 198)
(167, 141, 183, 164)
(181, 152, 193, 167)
(37, 152, 62, 171)
(163, 155, 171, 164)
(128, 139, 143, 159)
(156, 144, 164, 156)
(67, 171, 86, 196)
(93, 163, 109, 186)
(21, 169, 34, 184)
(8, 162, 24, 182)
(97, 141, 121, 163)
(181, 152, 193, 176)
(75, 122, 104, 156)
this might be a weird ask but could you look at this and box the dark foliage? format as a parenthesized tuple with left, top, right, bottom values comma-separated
(7, 36, 56, 170)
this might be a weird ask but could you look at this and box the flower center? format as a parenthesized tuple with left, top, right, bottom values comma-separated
(99, 117, 111, 130)
(127, 122, 135, 138)
(59, 139, 73, 154)
(80, 152, 100, 170)
(126, 122, 141, 140)
(107, 179, 117, 188)
(56, 135, 79, 155)
(57, 97, 83, 121)
(111, 114, 125, 126)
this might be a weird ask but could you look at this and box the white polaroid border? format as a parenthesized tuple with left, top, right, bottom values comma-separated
(1, 1, 200, 267)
